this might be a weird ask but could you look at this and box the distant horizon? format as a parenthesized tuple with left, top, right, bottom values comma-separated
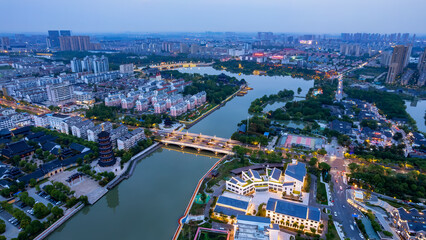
(1, 0, 425, 34)
(1, 31, 426, 37)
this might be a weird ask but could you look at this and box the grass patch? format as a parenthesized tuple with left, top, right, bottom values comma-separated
(316, 182, 328, 205)
(207, 159, 250, 188)
(326, 219, 339, 240)
(189, 203, 205, 215)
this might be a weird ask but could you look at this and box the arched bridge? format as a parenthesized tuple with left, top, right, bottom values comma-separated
(149, 62, 213, 71)
(157, 130, 239, 155)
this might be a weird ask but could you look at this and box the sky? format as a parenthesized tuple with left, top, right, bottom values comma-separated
(1, 0, 425, 34)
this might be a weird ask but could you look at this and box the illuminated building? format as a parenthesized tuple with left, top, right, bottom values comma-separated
(97, 130, 116, 167)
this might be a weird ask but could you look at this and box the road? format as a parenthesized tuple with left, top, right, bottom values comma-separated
(0, 98, 51, 115)
(324, 138, 364, 240)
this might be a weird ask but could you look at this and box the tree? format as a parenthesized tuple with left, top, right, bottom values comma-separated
(310, 227, 316, 234)
(300, 224, 305, 230)
(309, 157, 318, 167)
(33, 203, 50, 219)
(51, 206, 64, 218)
(297, 87, 302, 94)
(318, 162, 331, 172)
(0, 219, 5, 234)
(317, 149, 327, 155)
(348, 163, 359, 173)
(200, 192, 207, 204)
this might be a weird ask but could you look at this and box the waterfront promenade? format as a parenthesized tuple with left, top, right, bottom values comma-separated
(172, 155, 228, 240)
(34, 203, 85, 240)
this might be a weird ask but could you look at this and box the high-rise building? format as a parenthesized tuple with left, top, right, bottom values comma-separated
(380, 51, 393, 67)
(46, 82, 74, 105)
(417, 48, 426, 72)
(97, 130, 116, 167)
(0, 37, 10, 50)
(386, 45, 412, 84)
(258, 32, 273, 40)
(70, 57, 82, 73)
(47, 30, 60, 48)
(92, 55, 109, 74)
(60, 30, 71, 36)
(59, 36, 94, 51)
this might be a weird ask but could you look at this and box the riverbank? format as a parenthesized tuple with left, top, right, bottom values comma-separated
(34, 203, 85, 240)
(172, 155, 228, 240)
(179, 85, 244, 128)
(106, 142, 161, 190)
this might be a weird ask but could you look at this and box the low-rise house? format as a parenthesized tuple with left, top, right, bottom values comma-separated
(18, 151, 92, 184)
(1, 140, 34, 159)
(392, 208, 426, 240)
(330, 119, 352, 135)
(69, 142, 90, 153)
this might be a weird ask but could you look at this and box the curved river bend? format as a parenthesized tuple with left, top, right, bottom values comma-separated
(48, 67, 314, 240)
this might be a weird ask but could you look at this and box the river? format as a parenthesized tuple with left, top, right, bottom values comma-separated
(48, 67, 313, 240)
(405, 100, 426, 133)
(180, 67, 314, 138)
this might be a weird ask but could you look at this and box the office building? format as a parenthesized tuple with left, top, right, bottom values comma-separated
(386, 45, 411, 84)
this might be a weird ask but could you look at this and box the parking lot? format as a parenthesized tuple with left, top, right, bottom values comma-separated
(28, 188, 57, 207)
(0, 208, 21, 238)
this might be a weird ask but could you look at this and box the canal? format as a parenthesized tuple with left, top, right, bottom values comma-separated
(48, 67, 313, 240)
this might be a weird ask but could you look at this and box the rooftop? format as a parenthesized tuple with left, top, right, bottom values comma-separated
(285, 162, 306, 182)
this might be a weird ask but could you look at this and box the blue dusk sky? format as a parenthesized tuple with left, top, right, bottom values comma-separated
(1, 0, 425, 34)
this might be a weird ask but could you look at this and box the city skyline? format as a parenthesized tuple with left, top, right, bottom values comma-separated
(1, 0, 426, 34)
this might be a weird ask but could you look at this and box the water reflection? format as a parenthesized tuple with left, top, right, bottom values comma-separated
(106, 187, 119, 211)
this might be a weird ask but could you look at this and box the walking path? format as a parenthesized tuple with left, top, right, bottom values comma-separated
(172, 155, 228, 240)
(34, 203, 84, 240)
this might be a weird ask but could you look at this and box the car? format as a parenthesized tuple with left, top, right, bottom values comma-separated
(56, 201, 62, 206)
(334, 212, 337, 217)
(350, 225, 354, 230)
(342, 205, 346, 208)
